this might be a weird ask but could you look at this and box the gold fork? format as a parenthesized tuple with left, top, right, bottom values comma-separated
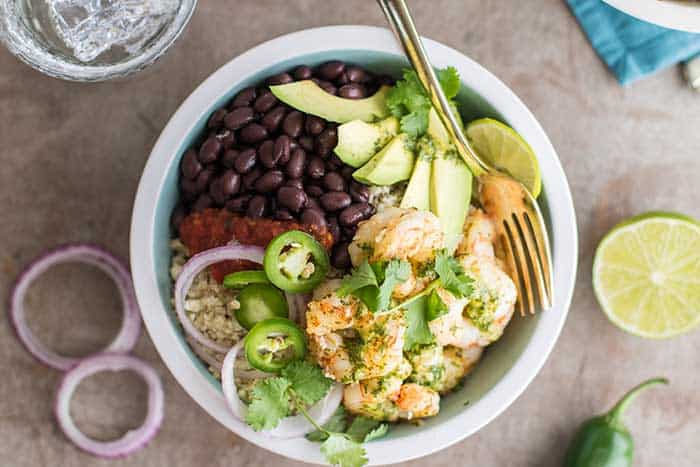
(377, 0, 553, 314)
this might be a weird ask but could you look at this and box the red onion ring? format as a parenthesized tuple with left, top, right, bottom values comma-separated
(287, 293, 311, 329)
(54, 353, 164, 458)
(220, 341, 342, 439)
(9, 244, 141, 371)
(174, 245, 265, 354)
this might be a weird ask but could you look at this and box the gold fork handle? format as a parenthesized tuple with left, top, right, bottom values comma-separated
(376, 0, 490, 176)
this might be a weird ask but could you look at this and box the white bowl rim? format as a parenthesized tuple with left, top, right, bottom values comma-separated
(602, 0, 700, 33)
(130, 25, 578, 465)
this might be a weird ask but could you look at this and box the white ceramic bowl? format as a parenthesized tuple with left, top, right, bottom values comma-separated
(603, 0, 700, 32)
(130, 26, 578, 465)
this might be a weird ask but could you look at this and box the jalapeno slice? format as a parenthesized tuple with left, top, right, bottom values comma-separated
(235, 283, 288, 330)
(263, 231, 329, 293)
(244, 318, 306, 372)
(223, 270, 270, 289)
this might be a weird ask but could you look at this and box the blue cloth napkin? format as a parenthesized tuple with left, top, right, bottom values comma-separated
(567, 0, 700, 84)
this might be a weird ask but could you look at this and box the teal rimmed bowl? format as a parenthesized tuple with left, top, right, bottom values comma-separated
(130, 25, 577, 465)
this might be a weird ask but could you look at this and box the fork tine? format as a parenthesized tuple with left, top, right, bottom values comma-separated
(500, 227, 525, 316)
(504, 217, 535, 315)
(514, 212, 550, 311)
(523, 208, 554, 309)
(502, 220, 530, 315)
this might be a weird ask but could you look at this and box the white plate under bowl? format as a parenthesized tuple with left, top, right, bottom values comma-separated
(130, 25, 578, 465)
(603, 0, 700, 32)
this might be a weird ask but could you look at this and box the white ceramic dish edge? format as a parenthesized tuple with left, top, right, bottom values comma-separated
(130, 25, 578, 465)
(603, 0, 700, 33)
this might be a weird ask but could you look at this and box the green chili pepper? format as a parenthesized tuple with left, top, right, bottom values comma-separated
(263, 230, 329, 293)
(564, 377, 668, 467)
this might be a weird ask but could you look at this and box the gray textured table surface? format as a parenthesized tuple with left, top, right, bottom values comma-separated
(2, 1, 699, 466)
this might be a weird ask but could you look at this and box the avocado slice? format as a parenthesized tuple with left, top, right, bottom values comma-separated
(269, 81, 391, 123)
(400, 156, 431, 210)
(353, 134, 415, 186)
(334, 117, 399, 167)
(427, 109, 472, 252)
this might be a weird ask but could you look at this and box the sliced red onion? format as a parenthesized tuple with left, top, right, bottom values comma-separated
(287, 293, 311, 328)
(9, 244, 141, 371)
(221, 341, 342, 439)
(174, 245, 265, 354)
(186, 336, 225, 372)
(54, 353, 164, 458)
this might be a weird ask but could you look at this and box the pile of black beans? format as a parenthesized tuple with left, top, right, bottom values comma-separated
(171, 61, 394, 269)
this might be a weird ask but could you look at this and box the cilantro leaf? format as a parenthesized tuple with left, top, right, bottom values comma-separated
(306, 406, 349, 442)
(321, 433, 368, 467)
(403, 295, 434, 350)
(281, 360, 333, 406)
(437, 66, 460, 99)
(245, 377, 291, 431)
(434, 249, 473, 298)
(426, 289, 449, 321)
(338, 260, 378, 297)
(400, 109, 429, 138)
(376, 259, 411, 312)
(346, 416, 389, 443)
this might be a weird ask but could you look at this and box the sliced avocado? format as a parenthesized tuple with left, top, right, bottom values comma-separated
(353, 134, 415, 186)
(334, 117, 399, 167)
(400, 156, 431, 210)
(427, 108, 450, 147)
(269, 81, 391, 123)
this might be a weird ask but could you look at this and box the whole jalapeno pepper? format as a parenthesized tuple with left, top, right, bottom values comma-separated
(564, 377, 668, 467)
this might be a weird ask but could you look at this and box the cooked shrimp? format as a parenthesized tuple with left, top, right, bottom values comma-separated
(306, 279, 406, 382)
(456, 208, 497, 259)
(439, 345, 483, 394)
(348, 207, 444, 299)
(343, 360, 411, 421)
(406, 344, 445, 390)
(395, 383, 440, 420)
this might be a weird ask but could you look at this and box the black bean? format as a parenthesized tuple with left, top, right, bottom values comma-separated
(306, 184, 324, 198)
(268, 196, 278, 213)
(258, 140, 277, 168)
(346, 66, 371, 83)
(377, 74, 395, 86)
(327, 216, 341, 240)
(217, 129, 236, 149)
(322, 172, 346, 192)
(181, 149, 202, 179)
(231, 87, 256, 108)
(284, 178, 304, 190)
(194, 167, 214, 193)
(254, 170, 285, 193)
(315, 127, 338, 157)
(198, 136, 222, 164)
(293, 65, 313, 80)
(316, 80, 337, 95)
(234, 148, 257, 174)
(171, 204, 187, 231)
(226, 194, 252, 213)
(274, 135, 291, 166)
(239, 123, 268, 144)
(331, 242, 351, 269)
(338, 83, 366, 99)
(221, 149, 238, 169)
(247, 195, 267, 218)
(207, 109, 227, 129)
(298, 136, 314, 152)
(221, 169, 241, 196)
(300, 208, 326, 228)
(320, 191, 352, 211)
(285, 148, 306, 179)
(261, 106, 287, 133)
(341, 165, 355, 179)
(342, 225, 357, 241)
(277, 186, 307, 213)
(349, 181, 370, 203)
(305, 115, 326, 136)
(306, 156, 325, 179)
(224, 106, 255, 130)
(266, 72, 293, 85)
(317, 61, 345, 80)
(335, 72, 349, 86)
(193, 194, 213, 213)
(242, 167, 262, 190)
(275, 209, 295, 220)
(325, 156, 342, 172)
(283, 111, 304, 138)
(289, 138, 299, 152)
(209, 177, 227, 205)
(253, 90, 277, 113)
(180, 177, 199, 198)
(339, 203, 372, 227)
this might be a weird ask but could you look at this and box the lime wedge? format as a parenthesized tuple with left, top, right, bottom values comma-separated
(593, 212, 700, 339)
(465, 118, 542, 197)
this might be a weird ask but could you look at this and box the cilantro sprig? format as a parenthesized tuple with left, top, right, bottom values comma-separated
(338, 258, 411, 313)
(386, 66, 461, 137)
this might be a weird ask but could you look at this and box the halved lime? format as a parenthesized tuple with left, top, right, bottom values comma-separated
(465, 118, 542, 197)
(593, 212, 700, 339)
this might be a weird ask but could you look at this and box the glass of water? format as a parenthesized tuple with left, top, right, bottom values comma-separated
(0, 0, 196, 81)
